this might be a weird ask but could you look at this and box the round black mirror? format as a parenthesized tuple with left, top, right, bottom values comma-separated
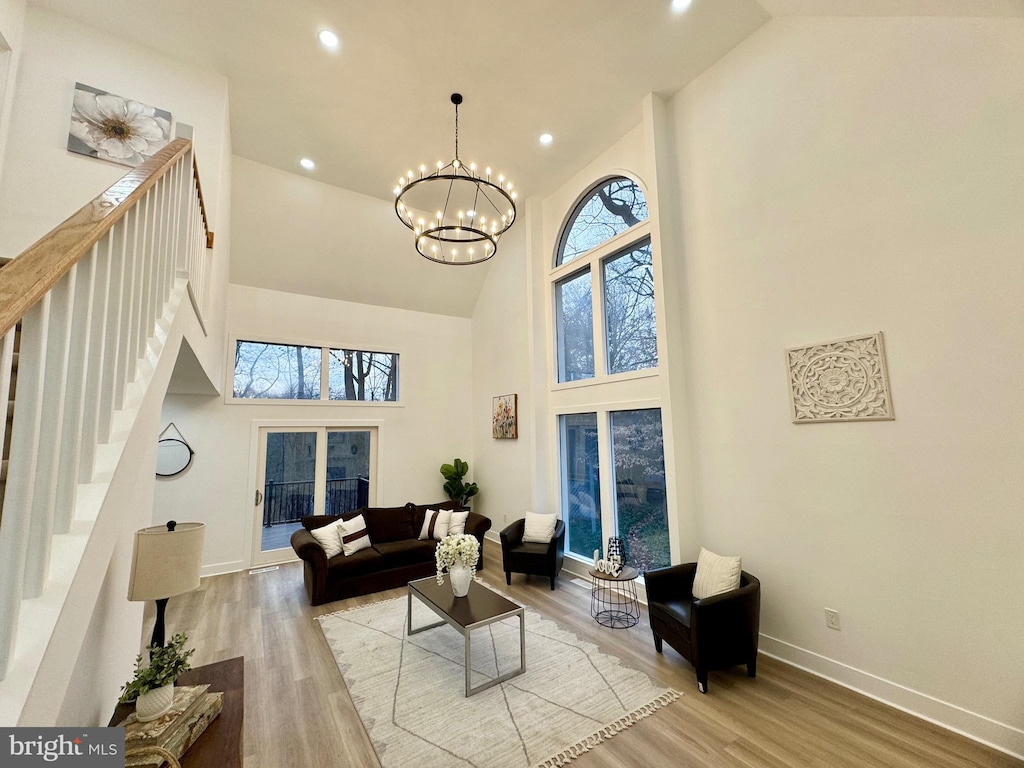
(156, 437, 194, 477)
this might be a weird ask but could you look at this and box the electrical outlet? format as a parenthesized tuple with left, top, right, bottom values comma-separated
(825, 608, 841, 631)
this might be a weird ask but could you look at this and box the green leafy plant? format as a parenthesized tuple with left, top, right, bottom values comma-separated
(440, 458, 478, 506)
(119, 633, 195, 703)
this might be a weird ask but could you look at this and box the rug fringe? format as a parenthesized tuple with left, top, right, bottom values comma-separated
(533, 689, 681, 768)
(314, 595, 408, 623)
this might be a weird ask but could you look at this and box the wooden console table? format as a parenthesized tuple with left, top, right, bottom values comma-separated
(109, 656, 244, 767)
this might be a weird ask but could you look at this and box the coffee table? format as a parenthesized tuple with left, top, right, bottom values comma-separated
(407, 575, 525, 697)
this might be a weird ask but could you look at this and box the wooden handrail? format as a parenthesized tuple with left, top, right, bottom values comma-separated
(0, 138, 194, 337)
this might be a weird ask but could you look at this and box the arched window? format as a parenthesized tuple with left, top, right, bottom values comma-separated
(550, 174, 670, 573)
(553, 177, 656, 382)
(557, 177, 648, 266)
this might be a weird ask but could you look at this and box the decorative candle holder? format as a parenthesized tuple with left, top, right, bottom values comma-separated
(607, 537, 624, 561)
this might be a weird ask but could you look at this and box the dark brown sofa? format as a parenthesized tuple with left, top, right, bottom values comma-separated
(290, 500, 491, 606)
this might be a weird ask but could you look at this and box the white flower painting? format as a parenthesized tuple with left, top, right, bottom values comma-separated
(67, 83, 172, 167)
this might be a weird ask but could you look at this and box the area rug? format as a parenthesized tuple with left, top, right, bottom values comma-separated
(316, 591, 679, 768)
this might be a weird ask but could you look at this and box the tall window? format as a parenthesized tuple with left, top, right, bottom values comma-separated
(555, 270, 594, 383)
(611, 409, 669, 571)
(552, 175, 672, 573)
(559, 413, 601, 559)
(604, 239, 657, 374)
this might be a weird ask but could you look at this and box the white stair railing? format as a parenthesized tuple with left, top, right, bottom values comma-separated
(0, 136, 212, 679)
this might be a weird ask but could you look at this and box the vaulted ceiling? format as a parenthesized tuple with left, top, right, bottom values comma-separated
(30, 0, 1023, 316)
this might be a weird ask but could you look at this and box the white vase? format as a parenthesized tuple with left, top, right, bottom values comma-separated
(449, 562, 472, 597)
(136, 682, 175, 722)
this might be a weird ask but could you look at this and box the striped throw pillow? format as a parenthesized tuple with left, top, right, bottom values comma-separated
(338, 514, 372, 556)
(692, 547, 742, 600)
(418, 509, 452, 541)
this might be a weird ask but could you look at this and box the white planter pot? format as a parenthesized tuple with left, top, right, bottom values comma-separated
(449, 563, 472, 597)
(136, 682, 175, 722)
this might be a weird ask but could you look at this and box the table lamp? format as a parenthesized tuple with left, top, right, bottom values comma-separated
(127, 521, 205, 648)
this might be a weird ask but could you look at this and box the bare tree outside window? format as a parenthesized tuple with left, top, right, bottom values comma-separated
(604, 240, 657, 374)
(556, 270, 595, 383)
(558, 178, 648, 266)
(233, 341, 321, 399)
(328, 349, 399, 402)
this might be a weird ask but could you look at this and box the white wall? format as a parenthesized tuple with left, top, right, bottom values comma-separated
(670, 15, 1024, 749)
(0, 0, 25, 187)
(156, 284, 474, 575)
(230, 155, 489, 318)
(0, 6, 230, 257)
(469, 223, 534, 530)
(0, 5, 231, 383)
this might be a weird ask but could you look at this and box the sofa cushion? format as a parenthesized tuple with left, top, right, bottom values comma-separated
(418, 509, 452, 540)
(309, 518, 345, 559)
(326, 546, 384, 577)
(352, 506, 415, 543)
(339, 514, 372, 556)
(374, 539, 437, 569)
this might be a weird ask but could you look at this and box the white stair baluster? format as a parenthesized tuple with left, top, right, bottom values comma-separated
(55, 254, 96, 534)
(79, 239, 110, 483)
(0, 297, 51, 676)
(24, 270, 76, 597)
(115, 206, 139, 407)
(98, 221, 126, 444)
(134, 193, 152, 364)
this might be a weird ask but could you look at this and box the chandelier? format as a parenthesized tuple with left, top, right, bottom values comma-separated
(394, 93, 517, 265)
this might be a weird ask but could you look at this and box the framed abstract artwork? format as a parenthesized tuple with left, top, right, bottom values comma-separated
(67, 82, 172, 168)
(785, 332, 894, 423)
(492, 394, 518, 439)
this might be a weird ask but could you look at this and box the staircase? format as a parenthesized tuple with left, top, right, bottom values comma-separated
(0, 136, 215, 724)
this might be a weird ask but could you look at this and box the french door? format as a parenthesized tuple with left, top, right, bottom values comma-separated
(252, 426, 377, 566)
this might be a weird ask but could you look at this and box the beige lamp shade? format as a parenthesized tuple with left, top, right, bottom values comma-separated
(127, 522, 205, 601)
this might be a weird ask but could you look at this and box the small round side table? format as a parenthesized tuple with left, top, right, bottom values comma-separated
(589, 566, 640, 629)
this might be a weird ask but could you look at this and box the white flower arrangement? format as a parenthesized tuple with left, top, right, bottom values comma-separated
(435, 534, 480, 586)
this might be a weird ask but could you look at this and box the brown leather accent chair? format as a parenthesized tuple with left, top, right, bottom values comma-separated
(499, 518, 565, 590)
(644, 562, 760, 693)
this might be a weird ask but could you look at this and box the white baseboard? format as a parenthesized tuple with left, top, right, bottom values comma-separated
(759, 634, 1024, 761)
(201, 560, 244, 578)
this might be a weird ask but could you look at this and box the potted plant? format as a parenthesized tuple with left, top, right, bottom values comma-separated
(119, 633, 195, 722)
(440, 458, 478, 507)
(435, 534, 481, 597)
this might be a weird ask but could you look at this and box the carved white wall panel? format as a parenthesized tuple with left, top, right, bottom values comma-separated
(786, 332, 894, 423)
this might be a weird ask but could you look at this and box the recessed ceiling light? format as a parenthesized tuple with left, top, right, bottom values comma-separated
(300, 158, 316, 170)
(318, 29, 339, 49)
(671, 0, 692, 12)
(539, 133, 553, 145)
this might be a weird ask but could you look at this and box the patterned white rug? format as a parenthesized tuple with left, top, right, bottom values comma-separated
(316, 591, 679, 768)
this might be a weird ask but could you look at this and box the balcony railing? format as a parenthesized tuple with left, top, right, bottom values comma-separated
(262, 477, 369, 526)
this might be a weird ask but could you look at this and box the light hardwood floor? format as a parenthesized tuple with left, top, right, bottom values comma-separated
(154, 541, 1020, 768)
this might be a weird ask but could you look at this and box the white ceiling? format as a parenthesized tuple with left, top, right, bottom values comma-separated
(30, 0, 1022, 317)
(31, 0, 773, 203)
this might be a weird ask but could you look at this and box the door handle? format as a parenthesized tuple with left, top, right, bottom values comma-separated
(255, 489, 263, 506)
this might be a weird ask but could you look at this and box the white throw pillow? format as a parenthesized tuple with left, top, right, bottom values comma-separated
(522, 511, 558, 544)
(692, 547, 742, 599)
(338, 514, 372, 557)
(448, 510, 470, 536)
(309, 518, 345, 559)
(418, 509, 453, 541)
